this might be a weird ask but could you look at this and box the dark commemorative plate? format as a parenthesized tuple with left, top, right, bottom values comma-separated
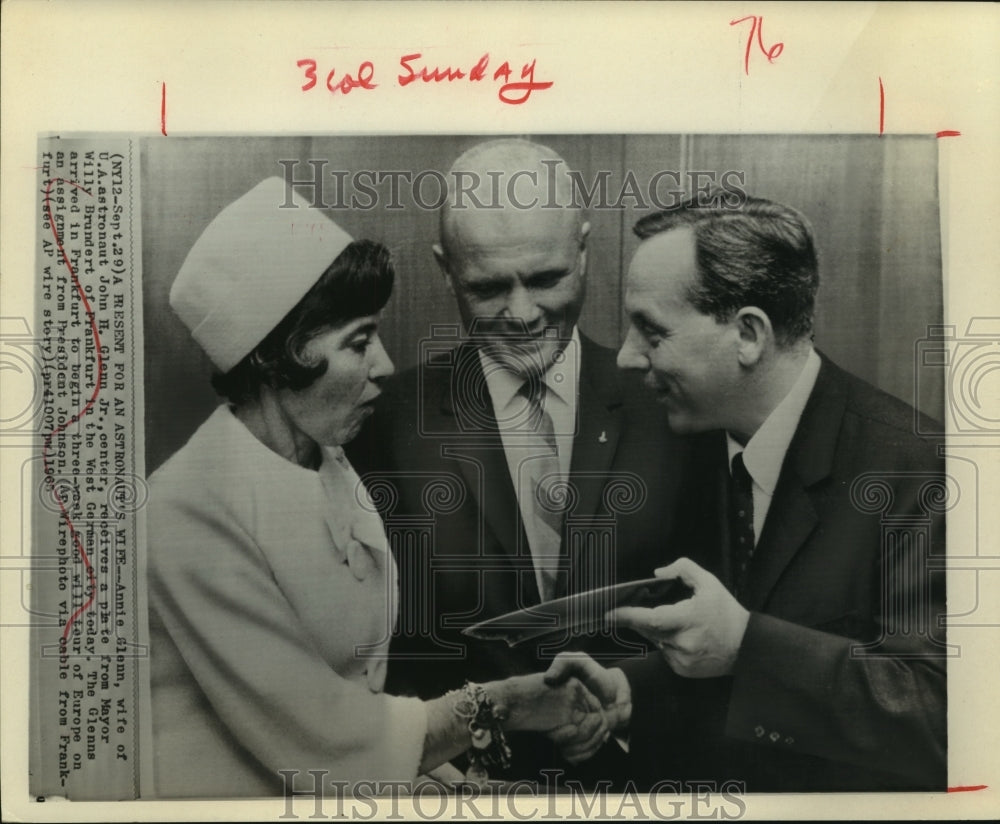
(462, 577, 693, 647)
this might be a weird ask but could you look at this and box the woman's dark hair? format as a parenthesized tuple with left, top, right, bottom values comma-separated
(211, 239, 394, 404)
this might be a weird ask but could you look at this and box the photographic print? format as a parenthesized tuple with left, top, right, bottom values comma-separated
(3, 3, 997, 822)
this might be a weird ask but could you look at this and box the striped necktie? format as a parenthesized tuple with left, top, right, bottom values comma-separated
(519, 378, 565, 602)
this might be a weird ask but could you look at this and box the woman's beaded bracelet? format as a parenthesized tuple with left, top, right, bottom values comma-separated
(450, 681, 512, 786)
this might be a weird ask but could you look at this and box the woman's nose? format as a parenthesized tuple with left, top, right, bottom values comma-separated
(368, 335, 395, 380)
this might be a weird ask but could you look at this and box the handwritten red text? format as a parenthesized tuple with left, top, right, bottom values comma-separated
(297, 58, 378, 95)
(398, 52, 553, 105)
(296, 53, 553, 105)
(730, 15, 784, 75)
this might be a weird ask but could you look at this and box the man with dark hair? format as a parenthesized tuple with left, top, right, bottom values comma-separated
(546, 194, 948, 791)
(350, 139, 685, 783)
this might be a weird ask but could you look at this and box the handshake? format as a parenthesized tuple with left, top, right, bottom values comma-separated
(494, 653, 632, 764)
(494, 558, 752, 762)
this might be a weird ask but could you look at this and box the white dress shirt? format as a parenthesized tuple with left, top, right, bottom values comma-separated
(726, 348, 821, 545)
(480, 328, 580, 596)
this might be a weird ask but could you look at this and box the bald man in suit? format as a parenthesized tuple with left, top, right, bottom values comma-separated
(350, 139, 686, 784)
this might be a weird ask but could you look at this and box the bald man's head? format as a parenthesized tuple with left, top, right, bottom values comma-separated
(439, 138, 583, 260)
(433, 139, 590, 376)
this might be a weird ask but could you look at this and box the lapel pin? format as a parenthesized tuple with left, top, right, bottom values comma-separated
(598, 431, 607, 443)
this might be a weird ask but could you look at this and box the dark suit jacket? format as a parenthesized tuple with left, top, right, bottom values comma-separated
(622, 354, 947, 792)
(348, 333, 686, 780)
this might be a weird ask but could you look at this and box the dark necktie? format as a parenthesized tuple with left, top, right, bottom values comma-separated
(729, 451, 755, 598)
(519, 379, 565, 602)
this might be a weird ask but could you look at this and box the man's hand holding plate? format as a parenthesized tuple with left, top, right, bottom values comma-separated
(611, 557, 750, 678)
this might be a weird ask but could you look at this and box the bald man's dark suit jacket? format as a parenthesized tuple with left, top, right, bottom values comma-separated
(621, 355, 947, 792)
(349, 333, 685, 779)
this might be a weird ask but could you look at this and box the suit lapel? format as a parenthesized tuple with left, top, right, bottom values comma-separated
(742, 475, 819, 610)
(436, 337, 632, 604)
(437, 344, 537, 598)
(742, 356, 847, 611)
(569, 336, 624, 517)
(550, 337, 626, 598)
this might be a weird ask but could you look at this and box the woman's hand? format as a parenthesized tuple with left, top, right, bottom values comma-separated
(486, 673, 610, 763)
(544, 652, 631, 733)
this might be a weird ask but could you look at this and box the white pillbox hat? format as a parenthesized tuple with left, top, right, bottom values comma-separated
(170, 176, 353, 372)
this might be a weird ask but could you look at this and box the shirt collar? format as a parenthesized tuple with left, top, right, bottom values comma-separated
(727, 348, 821, 495)
(479, 326, 581, 412)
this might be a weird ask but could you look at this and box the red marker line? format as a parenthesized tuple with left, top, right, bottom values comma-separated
(161, 82, 167, 136)
(936, 130, 961, 138)
(41, 178, 103, 644)
(878, 76, 885, 136)
(948, 784, 987, 793)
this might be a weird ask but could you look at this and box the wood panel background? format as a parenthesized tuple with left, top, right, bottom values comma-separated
(141, 135, 943, 473)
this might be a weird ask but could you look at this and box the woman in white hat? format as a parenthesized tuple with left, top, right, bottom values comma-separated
(147, 178, 607, 798)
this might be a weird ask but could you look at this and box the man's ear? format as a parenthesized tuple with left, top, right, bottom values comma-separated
(432, 243, 456, 295)
(734, 307, 772, 367)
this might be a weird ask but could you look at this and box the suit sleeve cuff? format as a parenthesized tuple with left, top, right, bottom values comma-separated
(726, 611, 841, 752)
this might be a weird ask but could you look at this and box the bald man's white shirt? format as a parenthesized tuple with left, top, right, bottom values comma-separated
(480, 328, 580, 596)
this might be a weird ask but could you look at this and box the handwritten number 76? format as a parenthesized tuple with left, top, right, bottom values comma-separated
(731, 15, 783, 75)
